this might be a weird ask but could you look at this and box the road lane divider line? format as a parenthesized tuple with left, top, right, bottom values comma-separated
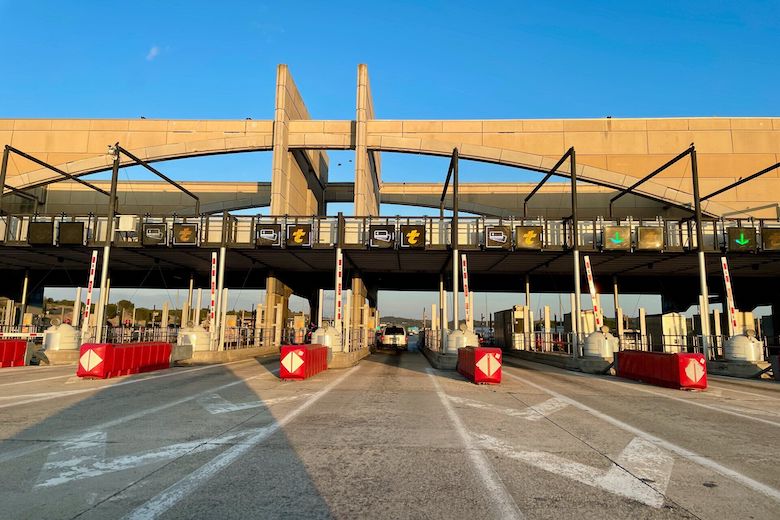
(0, 374, 73, 387)
(503, 369, 780, 503)
(427, 368, 525, 520)
(0, 368, 280, 464)
(123, 366, 360, 520)
(447, 395, 568, 421)
(0, 358, 271, 410)
(197, 392, 312, 415)
(505, 357, 780, 428)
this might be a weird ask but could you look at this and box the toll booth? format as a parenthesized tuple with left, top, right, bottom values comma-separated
(645, 312, 687, 352)
(493, 306, 530, 350)
(563, 310, 597, 336)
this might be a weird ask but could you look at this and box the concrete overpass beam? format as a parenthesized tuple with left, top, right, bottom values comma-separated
(354, 64, 381, 216)
(264, 274, 292, 346)
(270, 64, 328, 216)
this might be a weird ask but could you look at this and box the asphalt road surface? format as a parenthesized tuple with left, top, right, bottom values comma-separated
(1, 350, 779, 519)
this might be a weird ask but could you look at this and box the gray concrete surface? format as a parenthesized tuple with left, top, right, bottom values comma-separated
(0, 344, 779, 519)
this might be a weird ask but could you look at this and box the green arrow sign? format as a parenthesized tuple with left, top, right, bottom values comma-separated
(735, 232, 750, 246)
(609, 232, 624, 245)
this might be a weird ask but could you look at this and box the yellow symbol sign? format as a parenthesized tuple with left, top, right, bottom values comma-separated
(406, 229, 421, 245)
(292, 228, 306, 244)
(522, 230, 538, 245)
(178, 227, 193, 242)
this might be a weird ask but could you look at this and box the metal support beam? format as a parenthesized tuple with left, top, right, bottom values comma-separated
(3, 145, 111, 198)
(570, 148, 581, 359)
(524, 148, 574, 218)
(609, 145, 693, 217)
(116, 145, 200, 215)
(93, 146, 120, 342)
(691, 146, 711, 362)
(702, 161, 780, 201)
(439, 148, 459, 216)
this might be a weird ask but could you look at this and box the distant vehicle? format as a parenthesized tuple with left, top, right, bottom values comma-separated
(378, 325, 407, 350)
(407, 326, 419, 336)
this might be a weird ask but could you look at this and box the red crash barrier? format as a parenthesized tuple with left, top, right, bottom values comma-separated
(77, 342, 172, 379)
(280, 344, 328, 380)
(457, 346, 502, 384)
(0, 339, 28, 368)
(616, 350, 707, 390)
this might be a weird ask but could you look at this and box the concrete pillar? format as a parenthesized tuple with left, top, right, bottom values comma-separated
(543, 305, 551, 351)
(17, 270, 28, 327)
(713, 308, 722, 337)
(362, 305, 369, 350)
(254, 303, 264, 347)
(431, 304, 438, 330)
(617, 307, 625, 347)
(195, 288, 202, 326)
(274, 302, 283, 346)
(72, 287, 82, 327)
(350, 276, 368, 341)
(639, 308, 647, 350)
(4, 299, 13, 328)
(613, 276, 619, 318)
(317, 288, 324, 327)
(161, 302, 169, 329)
(354, 64, 381, 216)
(452, 250, 459, 331)
(343, 290, 352, 352)
(439, 274, 447, 347)
(264, 274, 292, 345)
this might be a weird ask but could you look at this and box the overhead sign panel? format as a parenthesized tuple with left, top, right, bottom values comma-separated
(727, 227, 756, 252)
(172, 223, 198, 246)
(256, 224, 282, 247)
(485, 226, 511, 249)
(400, 225, 425, 249)
(636, 226, 664, 251)
(762, 228, 780, 251)
(58, 222, 84, 246)
(369, 225, 395, 249)
(286, 223, 312, 248)
(602, 225, 631, 250)
(142, 223, 167, 246)
(28, 222, 54, 245)
(514, 226, 543, 250)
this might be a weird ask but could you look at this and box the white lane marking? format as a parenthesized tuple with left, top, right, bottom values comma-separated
(0, 367, 280, 464)
(0, 358, 265, 410)
(447, 395, 568, 421)
(707, 380, 780, 401)
(123, 366, 360, 520)
(715, 404, 780, 418)
(427, 369, 524, 520)
(0, 374, 72, 387)
(477, 434, 672, 508)
(504, 369, 780, 503)
(35, 428, 261, 488)
(599, 376, 780, 428)
(197, 393, 311, 415)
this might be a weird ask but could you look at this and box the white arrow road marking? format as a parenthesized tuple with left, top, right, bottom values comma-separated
(448, 395, 568, 421)
(476, 433, 673, 508)
(196, 393, 312, 415)
(35, 429, 260, 488)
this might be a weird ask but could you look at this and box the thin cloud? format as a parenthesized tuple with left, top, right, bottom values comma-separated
(146, 46, 160, 61)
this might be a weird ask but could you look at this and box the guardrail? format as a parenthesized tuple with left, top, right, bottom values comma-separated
(2, 213, 779, 252)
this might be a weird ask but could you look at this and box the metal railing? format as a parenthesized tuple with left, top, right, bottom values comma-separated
(3, 212, 780, 252)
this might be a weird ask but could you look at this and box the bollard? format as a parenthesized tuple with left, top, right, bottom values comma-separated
(457, 346, 502, 384)
(280, 344, 328, 380)
(616, 350, 707, 390)
(77, 342, 173, 379)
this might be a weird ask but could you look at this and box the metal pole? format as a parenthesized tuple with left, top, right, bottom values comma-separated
(94, 146, 120, 343)
(439, 273, 447, 349)
(195, 288, 202, 326)
(317, 288, 324, 327)
(72, 287, 82, 327)
(570, 148, 581, 358)
(612, 276, 619, 320)
(18, 270, 29, 327)
(691, 146, 711, 360)
(215, 245, 227, 349)
(452, 148, 459, 333)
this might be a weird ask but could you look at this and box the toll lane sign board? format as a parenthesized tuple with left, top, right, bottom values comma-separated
(514, 226, 543, 250)
(369, 225, 395, 248)
(400, 225, 425, 249)
(172, 223, 198, 246)
(256, 224, 282, 247)
(603, 226, 631, 250)
(485, 226, 511, 249)
(727, 227, 756, 252)
(637, 227, 664, 251)
(762, 228, 780, 251)
(142, 224, 167, 246)
(286, 224, 312, 248)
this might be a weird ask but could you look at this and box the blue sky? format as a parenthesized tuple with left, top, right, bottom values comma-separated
(4, 1, 777, 317)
